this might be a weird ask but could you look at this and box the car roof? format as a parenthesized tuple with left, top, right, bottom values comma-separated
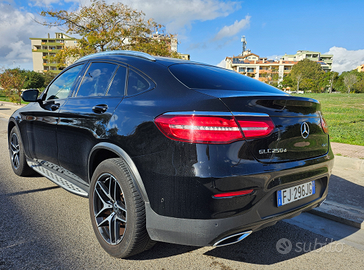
(75, 50, 193, 67)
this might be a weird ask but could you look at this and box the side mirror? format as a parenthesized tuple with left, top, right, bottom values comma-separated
(21, 89, 39, 102)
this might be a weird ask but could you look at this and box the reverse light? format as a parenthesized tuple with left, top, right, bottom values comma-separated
(213, 189, 254, 199)
(154, 112, 275, 144)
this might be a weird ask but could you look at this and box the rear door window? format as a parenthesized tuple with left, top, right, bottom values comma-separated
(106, 66, 127, 96)
(76, 62, 117, 97)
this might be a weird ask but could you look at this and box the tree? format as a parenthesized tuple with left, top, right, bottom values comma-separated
(39, 0, 180, 67)
(334, 70, 364, 93)
(295, 73, 303, 91)
(289, 59, 325, 92)
(267, 66, 279, 86)
(21, 70, 45, 89)
(343, 73, 358, 93)
(327, 71, 339, 93)
(280, 74, 294, 90)
(355, 78, 364, 93)
(0, 69, 25, 104)
(41, 72, 57, 90)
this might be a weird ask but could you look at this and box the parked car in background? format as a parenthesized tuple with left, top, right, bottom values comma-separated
(8, 51, 334, 258)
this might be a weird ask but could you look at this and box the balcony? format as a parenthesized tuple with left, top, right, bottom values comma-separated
(32, 49, 50, 53)
(259, 69, 271, 73)
(43, 62, 59, 67)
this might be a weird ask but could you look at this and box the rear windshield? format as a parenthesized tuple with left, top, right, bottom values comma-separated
(169, 63, 279, 92)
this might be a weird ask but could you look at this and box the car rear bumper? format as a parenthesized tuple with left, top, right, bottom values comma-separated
(145, 188, 327, 247)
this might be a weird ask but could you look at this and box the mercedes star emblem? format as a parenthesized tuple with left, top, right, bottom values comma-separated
(300, 122, 310, 139)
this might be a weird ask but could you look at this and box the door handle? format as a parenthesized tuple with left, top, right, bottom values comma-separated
(92, 104, 108, 114)
(50, 103, 60, 111)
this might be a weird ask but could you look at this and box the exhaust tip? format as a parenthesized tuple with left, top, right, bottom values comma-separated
(213, 230, 252, 247)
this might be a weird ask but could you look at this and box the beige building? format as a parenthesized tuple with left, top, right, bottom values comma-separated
(281, 50, 333, 72)
(30, 33, 78, 73)
(30, 33, 188, 74)
(225, 50, 297, 84)
(150, 33, 190, 60)
(356, 64, 364, 72)
(225, 38, 334, 85)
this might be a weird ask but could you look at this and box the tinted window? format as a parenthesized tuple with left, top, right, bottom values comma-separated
(127, 69, 150, 96)
(106, 66, 127, 96)
(46, 64, 84, 100)
(76, 63, 117, 97)
(169, 64, 279, 92)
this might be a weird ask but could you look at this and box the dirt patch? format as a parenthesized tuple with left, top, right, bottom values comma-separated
(331, 142, 364, 159)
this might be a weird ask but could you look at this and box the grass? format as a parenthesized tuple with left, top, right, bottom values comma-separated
(0, 91, 27, 105)
(0, 92, 11, 102)
(293, 93, 364, 146)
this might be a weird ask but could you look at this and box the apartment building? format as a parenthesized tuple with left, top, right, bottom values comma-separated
(281, 50, 333, 72)
(225, 52, 297, 84)
(225, 38, 333, 84)
(30, 33, 189, 73)
(150, 33, 190, 60)
(30, 33, 78, 73)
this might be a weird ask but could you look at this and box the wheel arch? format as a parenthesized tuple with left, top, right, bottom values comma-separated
(88, 142, 149, 203)
(7, 119, 17, 140)
(8, 119, 28, 158)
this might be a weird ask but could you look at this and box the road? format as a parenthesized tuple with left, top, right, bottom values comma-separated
(1, 115, 364, 270)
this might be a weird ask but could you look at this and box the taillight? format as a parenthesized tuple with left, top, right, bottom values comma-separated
(321, 116, 329, 134)
(154, 112, 275, 144)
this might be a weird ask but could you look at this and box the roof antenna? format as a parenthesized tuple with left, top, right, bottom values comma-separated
(241, 36, 246, 55)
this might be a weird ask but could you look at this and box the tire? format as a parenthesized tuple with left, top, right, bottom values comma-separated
(8, 126, 34, 176)
(89, 158, 155, 258)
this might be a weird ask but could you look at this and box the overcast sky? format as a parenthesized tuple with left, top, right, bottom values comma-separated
(1, 0, 364, 73)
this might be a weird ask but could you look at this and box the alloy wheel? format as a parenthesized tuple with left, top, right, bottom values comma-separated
(93, 173, 127, 245)
(10, 133, 20, 170)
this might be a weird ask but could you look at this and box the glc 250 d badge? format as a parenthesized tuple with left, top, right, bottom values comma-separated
(259, 148, 288, 154)
(300, 122, 310, 139)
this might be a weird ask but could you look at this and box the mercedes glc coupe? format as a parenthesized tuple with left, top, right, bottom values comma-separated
(8, 51, 334, 258)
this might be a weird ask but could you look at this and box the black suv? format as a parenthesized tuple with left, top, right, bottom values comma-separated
(8, 51, 334, 258)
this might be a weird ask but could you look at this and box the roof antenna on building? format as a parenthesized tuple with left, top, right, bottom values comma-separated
(241, 36, 246, 55)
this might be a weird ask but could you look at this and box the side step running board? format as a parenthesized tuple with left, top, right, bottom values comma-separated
(27, 160, 89, 197)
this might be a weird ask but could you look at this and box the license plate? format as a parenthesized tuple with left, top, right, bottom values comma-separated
(277, 181, 315, 207)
